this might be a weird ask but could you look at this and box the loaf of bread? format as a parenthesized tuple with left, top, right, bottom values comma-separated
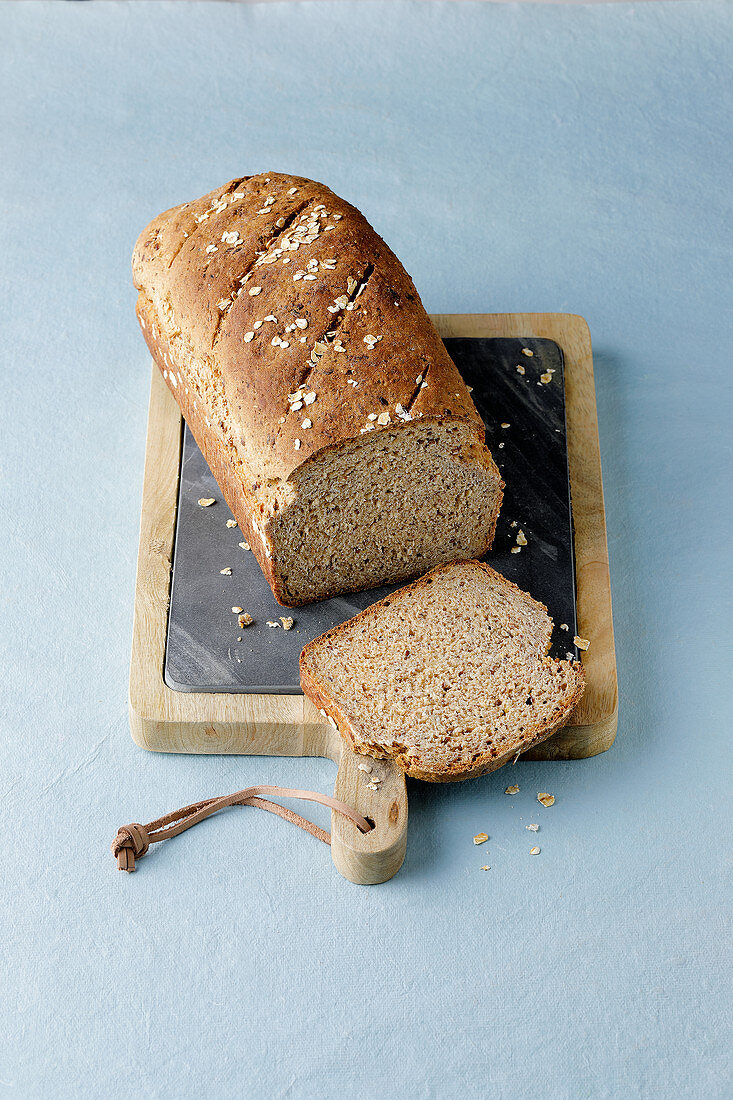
(300, 560, 585, 781)
(132, 173, 503, 606)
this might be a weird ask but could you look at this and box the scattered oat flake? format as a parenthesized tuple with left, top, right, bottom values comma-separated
(501, 422, 510, 428)
(516, 530, 527, 546)
(231, 606, 243, 613)
(510, 546, 522, 554)
(540, 372, 553, 384)
(280, 617, 294, 630)
(530, 847, 541, 855)
(243, 331, 255, 343)
(526, 824, 540, 833)
(516, 364, 526, 375)
(198, 498, 215, 507)
(522, 347, 534, 357)
(226, 519, 237, 528)
(505, 785, 520, 795)
(266, 621, 280, 628)
(560, 623, 569, 631)
(574, 635, 590, 650)
(239, 541, 251, 551)
(238, 613, 253, 628)
(473, 832, 489, 845)
(248, 287, 262, 296)
(537, 792, 555, 807)
(219, 568, 232, 576)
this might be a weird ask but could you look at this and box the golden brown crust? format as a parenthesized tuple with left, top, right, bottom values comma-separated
(133, 174, 503, 606)
(132, 172, 485, 484)
(299, 560, 586, 782)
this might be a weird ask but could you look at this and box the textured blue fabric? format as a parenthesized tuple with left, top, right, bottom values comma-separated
(1, 2, 731, 1097)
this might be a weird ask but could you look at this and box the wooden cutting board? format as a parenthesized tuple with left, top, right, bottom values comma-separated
(129, 313, 618, 884)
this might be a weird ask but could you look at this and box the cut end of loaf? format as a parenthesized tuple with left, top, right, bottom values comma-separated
(300, 560, 585, 781)
(268, 420, 503, 605)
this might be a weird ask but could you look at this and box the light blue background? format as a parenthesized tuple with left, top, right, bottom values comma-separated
(1, 2, 731, 1097)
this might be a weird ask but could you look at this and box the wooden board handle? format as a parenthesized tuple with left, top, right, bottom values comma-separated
(330, 743, 407, 884)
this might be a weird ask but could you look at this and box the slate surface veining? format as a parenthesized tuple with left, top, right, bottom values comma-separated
(165, 337, 579, 692)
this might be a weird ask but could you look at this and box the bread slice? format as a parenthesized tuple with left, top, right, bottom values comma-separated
(132, 173, 503, 606)
(300, 560, 585, 781)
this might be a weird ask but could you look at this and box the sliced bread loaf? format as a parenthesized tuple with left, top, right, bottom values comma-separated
(132, 173, 503, 606)
(300, 560, 585, 781)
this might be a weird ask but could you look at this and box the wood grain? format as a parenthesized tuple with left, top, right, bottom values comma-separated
(128, 312, 616, 880)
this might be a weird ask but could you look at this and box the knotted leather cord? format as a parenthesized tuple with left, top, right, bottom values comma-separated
(111, 784, 373, 871)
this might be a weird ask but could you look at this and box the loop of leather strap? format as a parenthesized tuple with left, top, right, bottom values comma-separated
(111, 784, 373, 871)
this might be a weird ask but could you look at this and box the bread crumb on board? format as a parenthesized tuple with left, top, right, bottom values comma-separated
(530, 846, 541, 855)
(280, 616, 294, 630)
(574, 635, 591, 650)
(239, 541, 251, 551)
(505, 785, 519, 795)
(521, 347, 534, 357)
(219, 567, 232, 576)
(198, 497, 215, 507)
(526, 823, 540, 833)
(238, 613, 253, 628)
(231, 606, 243, 614)
(479, 865, 491, 871)
(473, 833, 489, 845)
(537, 792, 555, 807)
(226, 519, 238, 528)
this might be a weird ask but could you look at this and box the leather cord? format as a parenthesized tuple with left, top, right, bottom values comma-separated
(111, 784, 373, 871)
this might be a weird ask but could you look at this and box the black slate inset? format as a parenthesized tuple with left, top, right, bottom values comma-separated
(164, 338, 579, 693)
